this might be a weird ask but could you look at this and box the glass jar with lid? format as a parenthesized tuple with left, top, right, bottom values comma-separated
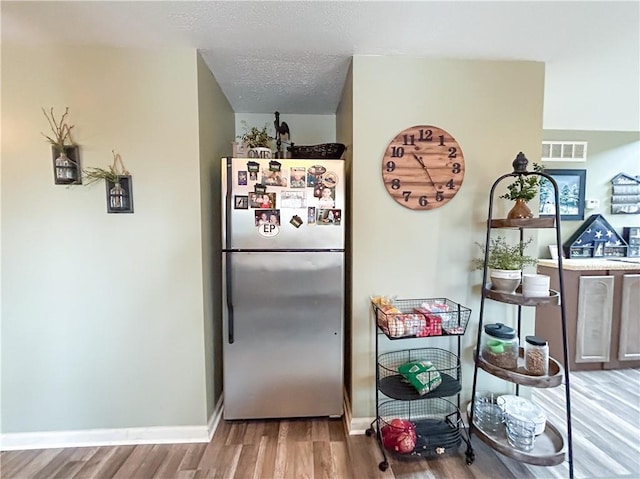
(481, 323, 518, 370)
(524, 335, 549, 376)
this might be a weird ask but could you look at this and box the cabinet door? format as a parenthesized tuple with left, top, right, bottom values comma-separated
(618, 274, 640, 361)
(576, 275, 614, 363)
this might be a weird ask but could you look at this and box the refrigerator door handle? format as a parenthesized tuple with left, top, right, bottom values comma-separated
(224, 158, 234, 343)
(225, 252, 234, 344)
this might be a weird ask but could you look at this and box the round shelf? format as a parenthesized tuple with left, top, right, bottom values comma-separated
(489, 218, 555, 229)
(379, 373, 461, 400)
(485, 285, 560, 306)
(475, 347, 565, 388)
(466, 404, 566, 466)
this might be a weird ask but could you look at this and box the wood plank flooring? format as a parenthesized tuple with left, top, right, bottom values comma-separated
(2, 369, 638, 479)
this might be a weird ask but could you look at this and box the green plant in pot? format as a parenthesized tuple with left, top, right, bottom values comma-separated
(472, 236, 538, 293)
(238, 121, 273, 149)
(499, 163, 544, 219)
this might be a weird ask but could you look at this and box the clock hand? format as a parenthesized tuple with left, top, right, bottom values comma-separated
(423, 167, 438, 190)
(413, 154, 440, 191)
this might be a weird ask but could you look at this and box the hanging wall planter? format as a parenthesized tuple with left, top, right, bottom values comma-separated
(52, 145, 81, 185)
(42, 107, 82, 185)
(106, 175, 133, 213)
(83, 150, 134, 214)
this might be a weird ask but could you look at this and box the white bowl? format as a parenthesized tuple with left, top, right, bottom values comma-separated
(497, 395, 546, 435)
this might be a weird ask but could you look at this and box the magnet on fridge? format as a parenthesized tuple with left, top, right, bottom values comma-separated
(290, 215, 303, 228)
(269, 160, 282, 172)
(234, 195, 248, 209)
(254, 183, 267, 194)
(238, 171, 248, 185)
(322, 171, 338, 188)
(247, 161, 260, 172)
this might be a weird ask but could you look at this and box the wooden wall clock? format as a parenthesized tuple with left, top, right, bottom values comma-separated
(381, 125, 465, 210)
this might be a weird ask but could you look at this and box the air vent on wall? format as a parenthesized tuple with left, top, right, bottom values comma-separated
(541, 141, 588, 162)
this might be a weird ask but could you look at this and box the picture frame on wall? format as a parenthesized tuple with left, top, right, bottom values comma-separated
(539, 169, 586, 221)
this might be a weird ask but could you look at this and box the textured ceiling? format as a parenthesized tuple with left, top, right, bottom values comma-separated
(2, 1, 639, 130)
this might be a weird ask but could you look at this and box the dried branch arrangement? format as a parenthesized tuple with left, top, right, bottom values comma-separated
(41, 107, 75, 150)
(83, 150, 130, 185)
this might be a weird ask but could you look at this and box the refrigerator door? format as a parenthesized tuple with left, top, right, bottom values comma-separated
(222, 158, 345, 250)
(222, 250, 344, 419)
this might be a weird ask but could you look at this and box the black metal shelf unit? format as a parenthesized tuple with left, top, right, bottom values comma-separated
(366, 297, 474, 471)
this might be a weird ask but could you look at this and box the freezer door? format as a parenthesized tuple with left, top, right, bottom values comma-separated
(222, 158, 345, 250)
(222, 251, 344, 419)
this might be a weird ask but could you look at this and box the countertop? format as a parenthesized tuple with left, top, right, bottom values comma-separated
(537, 258, 640, 271)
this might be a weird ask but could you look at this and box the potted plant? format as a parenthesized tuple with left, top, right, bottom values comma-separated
(237, 121, 274, 158)
(472, 236, 538, 293)
(499, 163, 544, 219)
(41, 106, 80, 184)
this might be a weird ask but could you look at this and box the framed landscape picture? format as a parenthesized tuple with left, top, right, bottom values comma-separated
(539, 169, 586, 221)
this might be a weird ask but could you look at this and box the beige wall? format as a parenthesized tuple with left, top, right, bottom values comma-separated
(336, 61, 354, 400)
(349, 56, 545, 421)
(234, 113, 336, 147)
(1, 45, 226, 433)
(196, 53, 235, 418)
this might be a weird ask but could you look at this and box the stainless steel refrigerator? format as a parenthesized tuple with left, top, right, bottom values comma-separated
(221, 157, 345, 420)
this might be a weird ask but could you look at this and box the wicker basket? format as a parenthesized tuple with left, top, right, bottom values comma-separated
(288, 143, 346, 159)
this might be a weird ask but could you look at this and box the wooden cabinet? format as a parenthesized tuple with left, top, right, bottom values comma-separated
(536, 264, 640, 371)
(617, 273, 640, 361)
(575, 275, 614, 364)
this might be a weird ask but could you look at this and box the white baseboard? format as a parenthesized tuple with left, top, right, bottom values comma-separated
(349, 416, 375, 435)
(343, 386, 373, 435)
(0, 395, 225, 451)
(208, 394, 224, 440)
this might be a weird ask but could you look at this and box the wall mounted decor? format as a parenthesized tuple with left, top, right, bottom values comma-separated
(610, 173, 640, 215)
(563, 214, 628, 258)
(623, 227, 640, 257)
(83, 150, 134, 214)
(41, 107, 82, 185)
(106, 175, 133, 214)
(539, 169, 586, 220)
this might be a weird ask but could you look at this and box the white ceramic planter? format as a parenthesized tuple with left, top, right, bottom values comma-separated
(522, 274, 551, 297)
(490, 269, 522, 293)
(248, 147, 272, 159)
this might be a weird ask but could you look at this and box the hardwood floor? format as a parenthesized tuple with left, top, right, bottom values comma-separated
(2, 369, 638, 479)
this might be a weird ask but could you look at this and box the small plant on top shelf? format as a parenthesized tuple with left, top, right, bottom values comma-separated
(472, 236, 538, 271)
(237, 121, 274, 149)
(499, 163, 544, 203)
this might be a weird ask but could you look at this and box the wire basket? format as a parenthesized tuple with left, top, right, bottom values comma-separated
(377, 398, 463, 458)
(372, 297, 471, 339)
(377, 348, 461, 400)
(288, 143, 346, 159)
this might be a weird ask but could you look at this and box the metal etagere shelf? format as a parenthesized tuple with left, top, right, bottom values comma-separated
(469, 153, 574, 478)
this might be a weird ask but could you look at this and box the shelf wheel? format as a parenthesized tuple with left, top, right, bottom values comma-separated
(378, 461, 389, 471)
(465, 449, 475, 465)
(365, 428, 374, 437)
